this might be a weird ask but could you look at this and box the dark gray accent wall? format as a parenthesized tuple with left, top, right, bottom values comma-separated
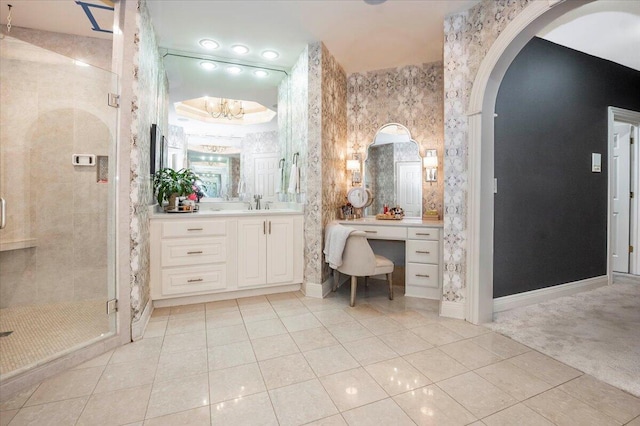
(493, 37, 640, 298)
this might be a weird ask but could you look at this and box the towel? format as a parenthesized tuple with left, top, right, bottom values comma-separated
(323, 222, 356, 269)
(275, 167, 284, 193)
(287, 164, 299, 194)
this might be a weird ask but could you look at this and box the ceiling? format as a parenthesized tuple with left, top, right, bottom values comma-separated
(2, 0, 639, 136)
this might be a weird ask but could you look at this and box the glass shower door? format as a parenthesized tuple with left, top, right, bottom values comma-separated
(0, 35, 117, 379)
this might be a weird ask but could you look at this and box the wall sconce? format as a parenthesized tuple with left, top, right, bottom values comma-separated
(346, 158, 361, 185)
(424, 149, 438, 182)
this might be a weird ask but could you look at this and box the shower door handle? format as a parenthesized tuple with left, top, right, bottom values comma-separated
(0, 197, 5, 229)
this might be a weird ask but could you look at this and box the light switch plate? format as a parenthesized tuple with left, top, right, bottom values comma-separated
(592, 153, 601, 173)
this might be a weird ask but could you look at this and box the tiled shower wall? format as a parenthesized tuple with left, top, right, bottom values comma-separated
(347, 62, 444, 218)
(0, 34, 114, 307)
(442, 0, 532, 304)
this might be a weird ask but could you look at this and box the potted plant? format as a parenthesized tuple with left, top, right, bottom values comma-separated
(153, 168, 199, 210)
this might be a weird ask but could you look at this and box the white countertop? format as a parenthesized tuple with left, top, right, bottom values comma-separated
(338, 217, 443, 228)
(150, 206, 303, 219)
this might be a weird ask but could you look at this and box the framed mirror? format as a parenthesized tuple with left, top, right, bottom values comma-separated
(363, 123, 423, 218)
(163, 51, 290, 202)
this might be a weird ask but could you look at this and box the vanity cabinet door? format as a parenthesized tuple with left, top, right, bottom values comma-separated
(237, 216, 295, 287)
(237, 218, 268, 288)
(266, 216, 294, 284)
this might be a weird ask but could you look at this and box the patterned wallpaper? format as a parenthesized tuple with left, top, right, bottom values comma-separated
(287, 42, 347, 286)
(347, 62, 444, 218)
(442, 0, 532, 303)
(319, 43, 348, 283)
(129, 0, 169, 322)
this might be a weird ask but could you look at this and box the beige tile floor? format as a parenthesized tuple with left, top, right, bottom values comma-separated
(1, 282, 640, 426)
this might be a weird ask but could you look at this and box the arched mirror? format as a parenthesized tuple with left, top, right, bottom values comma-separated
(363, 123, 422, 218)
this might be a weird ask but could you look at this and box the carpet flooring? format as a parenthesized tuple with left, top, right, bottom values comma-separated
(487, 280, 640, 397)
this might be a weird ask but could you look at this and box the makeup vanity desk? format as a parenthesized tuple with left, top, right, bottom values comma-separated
(338, 217, 444, 299)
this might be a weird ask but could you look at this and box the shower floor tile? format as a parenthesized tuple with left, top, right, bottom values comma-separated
(0, 300, 111, 377)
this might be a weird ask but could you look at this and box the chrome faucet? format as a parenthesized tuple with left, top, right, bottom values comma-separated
(245, 201, 253, 210)
(265, 201, 272, 210)
(254, 194, 262, 210)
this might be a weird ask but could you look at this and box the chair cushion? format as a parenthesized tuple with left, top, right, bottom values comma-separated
(373, 254, 394, 275)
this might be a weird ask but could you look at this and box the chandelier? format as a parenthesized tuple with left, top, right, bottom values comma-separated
(203, 145, 227, 153)
(204, 97, 245, 120)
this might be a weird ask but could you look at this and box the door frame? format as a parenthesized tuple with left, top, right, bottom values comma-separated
(608, 107, 640, 279)
(464, 0, 594, 324)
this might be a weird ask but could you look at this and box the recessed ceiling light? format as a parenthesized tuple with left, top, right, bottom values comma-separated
(227, 66, 242, 74)
(200, 61, 217, 70)
(231, 44, 249, 55)
(199, 39, 219, 50)
(261, 50, 279, 60)
(74, 60, 89, 67)
(253, 70, 268, 78)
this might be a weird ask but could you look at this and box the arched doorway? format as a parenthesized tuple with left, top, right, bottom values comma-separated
(464, 0, 597, 324)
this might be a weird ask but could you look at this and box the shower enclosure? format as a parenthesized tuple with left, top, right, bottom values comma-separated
(0, 36, 117, 379)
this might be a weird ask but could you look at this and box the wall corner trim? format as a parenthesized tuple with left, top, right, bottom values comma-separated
(440, 301, 466, 320)
(493, 275, 608, 313)
(304, 279, 332, 299)
(131, 299, 153, 341)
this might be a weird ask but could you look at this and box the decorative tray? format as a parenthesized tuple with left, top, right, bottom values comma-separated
(376, 214, 405, 220)
(164, 205, 199, 213)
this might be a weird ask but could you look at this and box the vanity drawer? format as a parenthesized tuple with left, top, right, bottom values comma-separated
(406, 263, 439, 289)
(162, 264, 227, 296)
(407, 227, 440, 241)
(349, 225, 407, 240)
(161, 237, 227, 267)
(162, 220, 226, 238)
(406, 240, 439, 264)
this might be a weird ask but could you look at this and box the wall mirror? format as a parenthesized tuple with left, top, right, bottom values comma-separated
(162, 51, 290, 201)
(363, 123, 423, 217)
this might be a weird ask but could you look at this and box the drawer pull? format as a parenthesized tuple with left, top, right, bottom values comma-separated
(416, 250, 431, 254)
(416, 232, 431, 236)
(187, 278, 203, 283)
(187, 228, 203, 231)
(364, 230, 378, 234)
(187, 251, 203, 255)
(416, 274, 431, 278)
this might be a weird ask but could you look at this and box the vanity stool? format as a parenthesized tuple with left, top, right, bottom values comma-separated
(333, 231, 394, 307)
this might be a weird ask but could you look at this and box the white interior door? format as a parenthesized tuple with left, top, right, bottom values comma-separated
(396, 161, 422, 217)
(254, 154, 279, 200)
(612, 123, 632, 273)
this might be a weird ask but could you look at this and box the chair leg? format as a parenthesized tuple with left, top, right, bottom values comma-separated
(364, 276, 369, 288)
(350, 276, 358, 307)
(387, 273, 394, 300)
(332, 270, 339, 292)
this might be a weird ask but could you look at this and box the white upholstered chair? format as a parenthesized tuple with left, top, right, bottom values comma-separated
(332, 231, 394, 307)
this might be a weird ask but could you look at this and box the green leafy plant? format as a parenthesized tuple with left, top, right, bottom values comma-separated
(152, 168, 198, 206)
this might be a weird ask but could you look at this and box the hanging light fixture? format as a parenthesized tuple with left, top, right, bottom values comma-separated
(204, 97, 245, 120)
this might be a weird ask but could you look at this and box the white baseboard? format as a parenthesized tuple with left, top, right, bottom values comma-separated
(440, 301, 465, 319)
(153, 284, 302, 308)
(493, 275, 608, 313)
(612, 272, 640, 285)
(131, 299, 152, 342)
(304, 277, 334, 299)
